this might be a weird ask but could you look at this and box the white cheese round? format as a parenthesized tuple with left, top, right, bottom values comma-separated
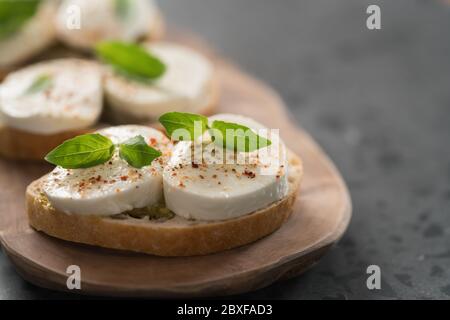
(55, 0, 160, 50)
(43, 125, 172, 216)
(104, 42, 214, 122)
(0, 59, 103, 135)
(163, 114, 289, 221)
(0, 0, 57, 68)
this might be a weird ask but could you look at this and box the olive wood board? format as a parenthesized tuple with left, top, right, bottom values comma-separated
(0, 29, 352, 297)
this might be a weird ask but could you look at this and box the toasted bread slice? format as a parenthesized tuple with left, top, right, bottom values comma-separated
(26, 151, 303, 256)
(0, 124, 92, 161)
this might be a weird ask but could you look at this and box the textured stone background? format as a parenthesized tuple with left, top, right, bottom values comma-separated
(1, 0, 449, 299)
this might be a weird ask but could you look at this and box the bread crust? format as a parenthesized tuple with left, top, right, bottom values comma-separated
(26, 152, 303, 256)
(0, 67, 11, 81)
(0, 124, 92, 161)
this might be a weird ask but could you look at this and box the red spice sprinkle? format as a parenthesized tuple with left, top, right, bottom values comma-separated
(179, 182, 185, 188)
(96, 175, 102, 182)
(120, 176, 128, 181)
(191, 162, 199, 168)
(149, 138, 157, 145)
(243, 170, 256, 179)
(172, 172, 177, 176)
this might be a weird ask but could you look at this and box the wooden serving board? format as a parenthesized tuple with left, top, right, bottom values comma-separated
(0, 30, 352, 297)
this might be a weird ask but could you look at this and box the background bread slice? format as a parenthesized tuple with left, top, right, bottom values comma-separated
(26, 151, 303, 256)
(0, 9, 165, 81)
(0, 124, 92, 161)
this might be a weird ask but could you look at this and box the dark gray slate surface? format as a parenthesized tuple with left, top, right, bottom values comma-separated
(1, 0, 449, 299)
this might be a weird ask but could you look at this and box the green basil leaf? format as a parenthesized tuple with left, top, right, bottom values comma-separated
(0, 0, 41, 40)
(45, 134, 115, 169)
(23, 74, 52, 95)
(115, 0, 131, 21)
(210, 120, 272, 152)
(119, 135, 161, 168)
(159, 112, 209, 141)
(95, 41, 166, 82)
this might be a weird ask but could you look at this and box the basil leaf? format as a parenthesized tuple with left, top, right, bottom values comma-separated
(119, 135, 161, 168)
(0, 0, 41, 40)
(95, 41, 166, 81)
(115, 0, 131, 21)
(23, 74, 52, 95)
(159, 112, 209, 141)
(45, 134, 115, 169)
(210, 120, 272, 152)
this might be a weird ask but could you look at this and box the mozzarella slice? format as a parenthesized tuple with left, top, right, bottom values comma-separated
(0, 0, 57, 68)
(0, 59, 102, 135)
(163, 114, 289, 221)
(43, 125, 172, 216)
(104, 42, 214, 122)
(55, 0, 160, 50)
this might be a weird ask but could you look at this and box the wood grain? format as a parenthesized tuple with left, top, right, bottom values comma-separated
(0, 31, 352, 297)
